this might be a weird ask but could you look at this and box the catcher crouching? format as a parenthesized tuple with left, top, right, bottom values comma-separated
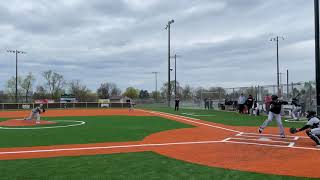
(290, 111, 320, 148)
(24, 104, 46, 124)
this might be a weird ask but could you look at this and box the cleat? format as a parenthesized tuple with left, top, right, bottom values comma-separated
(258, 127, 263, 134)
(280, 135, 286, 138)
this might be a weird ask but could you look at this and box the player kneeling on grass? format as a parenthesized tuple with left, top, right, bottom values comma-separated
(258, 95, 288, 138)
(290, 111, 320, 148)
(24, 104, 46, 124)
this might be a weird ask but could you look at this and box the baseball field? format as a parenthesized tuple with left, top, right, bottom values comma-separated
(0, 108, 317, 180)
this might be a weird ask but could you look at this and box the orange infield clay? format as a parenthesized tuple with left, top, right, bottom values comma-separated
(0, 108, 318, 178)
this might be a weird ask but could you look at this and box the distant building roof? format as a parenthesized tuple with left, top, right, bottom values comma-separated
(109, 96, 123, 100)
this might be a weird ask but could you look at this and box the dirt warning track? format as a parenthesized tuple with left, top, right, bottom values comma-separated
(0, 109, 318, 178)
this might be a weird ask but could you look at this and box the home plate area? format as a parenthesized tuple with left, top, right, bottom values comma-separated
(222, 132, 300, 148)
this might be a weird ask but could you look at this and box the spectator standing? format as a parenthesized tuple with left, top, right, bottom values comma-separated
(209, 98, 213, 109)
(246, 95, 254, 115)
(252, 98, 260, 116)
(264, 94, 272, 114)
(175, 97, 180, 111)
(204, 98, 209, 110)
(238, 93, 246, 114)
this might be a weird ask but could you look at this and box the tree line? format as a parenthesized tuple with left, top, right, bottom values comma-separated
(0, 70, 316, 106)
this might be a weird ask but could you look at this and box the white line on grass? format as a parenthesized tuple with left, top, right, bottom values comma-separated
(138, 109, 241, 133)
(285, 119, 308, 123)
(0, 120, 85, 130)
(0, 140, 223, 155)
(1, 138, 320, 156)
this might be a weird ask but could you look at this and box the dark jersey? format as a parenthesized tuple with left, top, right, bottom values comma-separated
(270, 100, 288, 114)
(175, 99, 180, 105)
(246, 97, 254, 107)
(291, 99, 301, 107)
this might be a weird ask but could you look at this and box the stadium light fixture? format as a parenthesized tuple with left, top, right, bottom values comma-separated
(270, 36, 284, 97)
(170, 54, 181, 99)
(7, 50, 26, 103)
(165, 19, 174, 107)
(315, 0, 320, 114)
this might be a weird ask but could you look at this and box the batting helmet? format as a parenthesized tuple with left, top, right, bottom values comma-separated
(306, 111, 317, 119)
(271, 95, 278, 101)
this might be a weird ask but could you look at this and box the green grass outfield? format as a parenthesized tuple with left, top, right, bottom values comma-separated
(141, 107, 306, 128)
(0, 152, 313, 180)
(0, 116, 192, 148)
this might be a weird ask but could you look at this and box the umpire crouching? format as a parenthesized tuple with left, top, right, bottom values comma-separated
(175, 97, 180, 111)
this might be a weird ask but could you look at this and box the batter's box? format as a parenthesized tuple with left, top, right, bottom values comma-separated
(223, 137, 295, 147)
(236, 132, 300, 141)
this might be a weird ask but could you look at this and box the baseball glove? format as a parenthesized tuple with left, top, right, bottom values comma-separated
(290, 127, 298, 134)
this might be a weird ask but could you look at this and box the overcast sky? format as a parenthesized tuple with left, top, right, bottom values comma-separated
(0, 0, 316, 92)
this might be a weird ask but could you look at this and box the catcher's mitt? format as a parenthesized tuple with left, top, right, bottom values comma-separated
(290, 127, 298, 134)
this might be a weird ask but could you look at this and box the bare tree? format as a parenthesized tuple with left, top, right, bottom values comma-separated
(182, 85, 193, 100)
(5, 76, 23, 102)
(42, 70, 65, 100)
(33, 85, 48, 100)
(20, 72, 35, 102)
(97, 83, 111, 99)
(160, 80, 180, 99)
(97, 83, 121, 99)
(69, 80, 92, 102)
(110, 83, 121, 96)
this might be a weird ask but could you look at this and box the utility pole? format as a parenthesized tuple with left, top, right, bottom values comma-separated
(165, 19, 174, 107)
(152, 72, 160, 101)
(287, 69, 289, 99)
(314, 0, 320, 114)
(7, 50, 26, 103)
(270, 36, 284, 97)
(170, 54, 181, 99)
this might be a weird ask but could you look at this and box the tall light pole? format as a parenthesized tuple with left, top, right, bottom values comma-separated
(170, 54, 181, 99)
(270, 36, 284, 97)
(7, 50, 26, 103)
(152, 72, 160, 101)
(165, 19, 174, 107)
(286, 69, 289, 99)
(315, 0, 320, 114)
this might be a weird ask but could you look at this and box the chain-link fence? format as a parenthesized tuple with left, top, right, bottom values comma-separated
(136, 81, 316, 112)
(0, 81, 317, 112)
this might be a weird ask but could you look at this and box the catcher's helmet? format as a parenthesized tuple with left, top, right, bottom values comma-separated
(271, 95, 278, 101)
(306, 110, 316, 119)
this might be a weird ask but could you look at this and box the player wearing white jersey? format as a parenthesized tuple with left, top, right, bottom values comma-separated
(290, 111, 320, 147)
(24, 104, 46, 124)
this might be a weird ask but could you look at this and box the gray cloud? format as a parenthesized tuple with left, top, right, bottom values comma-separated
(0, 0, 316, 92)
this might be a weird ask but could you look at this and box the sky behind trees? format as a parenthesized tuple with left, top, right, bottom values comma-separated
(0, 0, 315, 92)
